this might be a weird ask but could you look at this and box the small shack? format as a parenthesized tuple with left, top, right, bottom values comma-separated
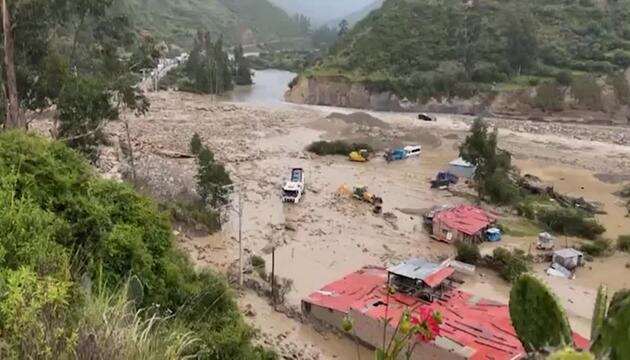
(387, 258, 455, 302)
(448, 158, 476, 179)
(552, 248, 584, 271)
(432, 205, 497, 244)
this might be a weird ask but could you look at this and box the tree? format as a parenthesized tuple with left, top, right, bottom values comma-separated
(190, 133, 203, 155)
(2, 0, 21, 128)
(181, 31, 234, 94)
(509, 274, 574, 352)
(1, 0, 150, 160)
(192, 134, 232, 207)
(458, 1, 482, 80)
(233, 44, 253, 86)
(56, 76, 118, 162)
(459, 118, 517, 203)
(502, 7, 538, 74)
(338, 19, 350, 37)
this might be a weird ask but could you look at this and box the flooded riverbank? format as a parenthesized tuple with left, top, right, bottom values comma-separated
(103, 73, 630, 358)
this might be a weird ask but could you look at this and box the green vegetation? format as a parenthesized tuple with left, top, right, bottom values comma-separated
(251, 255, 267, 280)
(497, 218, 539, 237)
(507, 275, 630, 358)
(591, 285, 608, 349)
(537, 208, 605, 240)
(192, 135, 233, 207)
(579, 239, 613, 258)
(128, 0, 307, 46)
(233, 45, 253, 85)
(166, 31, 233, 94)
(0, 132, 273, 359)
(460, 118, 519, 204)
(306, 140, 373, 156)
(309, 0, 630, 104)
(535, 81, 565, 112)
(617, 235, 630, 252)
(1, 0, 152, 159)
(509, 274, 574, 352)
(250, 50, 323, 72)
(454, 242, 481, 265)
(485, 248, 531, 282)
(548, 348, 594, 360)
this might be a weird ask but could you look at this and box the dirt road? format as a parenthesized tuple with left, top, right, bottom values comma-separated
(98, 90, 630, 359)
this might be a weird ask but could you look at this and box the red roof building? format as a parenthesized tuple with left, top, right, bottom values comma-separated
(432, 204, 497, 243)
(302, 265, 587, 360)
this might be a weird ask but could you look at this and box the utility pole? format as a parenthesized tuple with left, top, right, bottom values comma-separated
(214, 183, 244, 287)
(237, 190, 244, 287)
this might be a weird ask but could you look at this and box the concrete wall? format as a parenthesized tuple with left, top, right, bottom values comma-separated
(432, 221, 465, 243)
(348, 308, 469, 360)
(302, 301, 346, 330)
(447, 164, 475, 179)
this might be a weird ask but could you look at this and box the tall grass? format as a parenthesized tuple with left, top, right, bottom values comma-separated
(75, 280, 201, 360)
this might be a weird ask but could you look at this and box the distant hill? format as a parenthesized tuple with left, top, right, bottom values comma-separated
(129, 0, 304, 46)
(269, 0, 376, 25)
(309, 0, 630, 102)
(326, 0, 384, 27)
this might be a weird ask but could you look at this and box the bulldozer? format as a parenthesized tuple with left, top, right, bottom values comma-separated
(336, 184, 383, 214)
(349, 149, 370, 162)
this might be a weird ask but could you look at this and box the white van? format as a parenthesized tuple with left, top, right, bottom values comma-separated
(404, 145, 422, 157)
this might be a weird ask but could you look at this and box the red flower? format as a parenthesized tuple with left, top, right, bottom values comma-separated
(411, 308, 441, 343)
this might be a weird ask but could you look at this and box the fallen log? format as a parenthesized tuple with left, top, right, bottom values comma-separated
(153, 148, 194, 159)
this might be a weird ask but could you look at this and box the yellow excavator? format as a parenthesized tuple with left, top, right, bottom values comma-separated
(336, 185, 383, 214)
(349, 149, 370, 162)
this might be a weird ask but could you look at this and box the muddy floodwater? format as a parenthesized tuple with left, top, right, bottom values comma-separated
(105, 71, 630, 359)
(226, 69, 296, 105)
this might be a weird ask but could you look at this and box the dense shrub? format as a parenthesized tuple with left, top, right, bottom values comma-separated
(306, 140, 373, 156)
(0, 132, 270, 359)
(485, 248, 532, 282)
(484, 171, 521, 205)
(618, 235, 630, 253)
(571, 75, 602, 110)
(538, 207, 605, 240)
(535, 82, 565, 111)
(579, 239, 613, 257)
(455, 242, 481, 265)
(607, 72, 630, 105)
(554, 71, 573, 86)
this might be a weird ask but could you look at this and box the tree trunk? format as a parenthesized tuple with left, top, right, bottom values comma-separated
(1, 0, 23, 129)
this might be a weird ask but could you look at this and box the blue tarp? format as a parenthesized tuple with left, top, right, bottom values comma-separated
(485, 228, 502, 242)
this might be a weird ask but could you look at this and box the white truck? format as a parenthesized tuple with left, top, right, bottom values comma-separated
(282, 168, 305, 203)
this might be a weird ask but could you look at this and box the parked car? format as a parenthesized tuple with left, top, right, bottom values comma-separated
(418, 113, 436, 121)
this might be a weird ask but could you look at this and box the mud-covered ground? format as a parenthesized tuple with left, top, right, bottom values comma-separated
(84, 90, 630, 359)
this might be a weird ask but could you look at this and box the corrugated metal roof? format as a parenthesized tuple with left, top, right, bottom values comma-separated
(433, 204, 497, 236)
(387, 258, 454, 288)
(303, 266, 588, 360)
(554, 248, 583, 258)
(449, 157, 475, 167)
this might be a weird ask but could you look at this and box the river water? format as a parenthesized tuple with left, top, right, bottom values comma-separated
(226, 69, 296, 105)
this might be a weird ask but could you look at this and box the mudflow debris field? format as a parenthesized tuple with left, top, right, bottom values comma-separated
(91, 91, 630, 360)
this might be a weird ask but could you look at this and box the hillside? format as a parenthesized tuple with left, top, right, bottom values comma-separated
(295, 0, 630, 118)
(326, 0, 384, 27)
(129, 0, 304, 46)
(269, 0, 377, 24)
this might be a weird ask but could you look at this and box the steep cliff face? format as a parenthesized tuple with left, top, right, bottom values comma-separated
(285, 75, 485, 114)
(286, 72, 630, 124)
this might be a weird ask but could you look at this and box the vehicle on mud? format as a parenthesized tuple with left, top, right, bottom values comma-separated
(384, 145, 422, 162)
(349, 149, 370, 162)
(282, 168, 305, 203)
(418, 113, 436, 121)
